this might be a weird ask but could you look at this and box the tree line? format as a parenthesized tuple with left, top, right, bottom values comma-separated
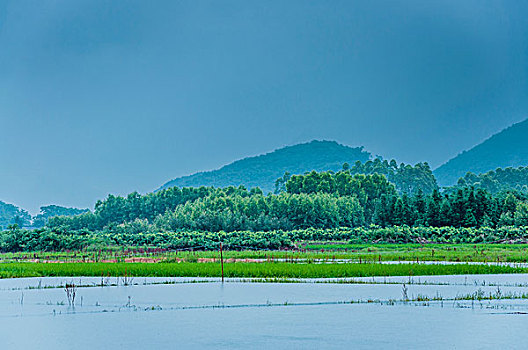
(3, 160, 528, 231)
(274, 158, 438, 196)
(45, 169, 528, 233)
(0, 203, 88, 230)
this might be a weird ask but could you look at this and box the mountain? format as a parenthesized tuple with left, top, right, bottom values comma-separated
(158, 140, 372, 193)
(434, 119, 528, 186)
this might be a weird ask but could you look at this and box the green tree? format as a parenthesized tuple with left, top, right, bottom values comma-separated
(514, 202, 528, 226)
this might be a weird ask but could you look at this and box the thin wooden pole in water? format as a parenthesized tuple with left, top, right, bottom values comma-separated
(220, 243, 224, 283)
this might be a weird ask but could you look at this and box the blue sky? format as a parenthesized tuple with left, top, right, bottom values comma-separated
(1, 0, 527, 212)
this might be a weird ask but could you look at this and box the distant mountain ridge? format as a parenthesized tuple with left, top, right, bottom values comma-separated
(434, 119, 528, 186)
(158, 140, 372, 193)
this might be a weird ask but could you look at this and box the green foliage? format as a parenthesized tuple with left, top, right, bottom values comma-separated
(0, 201, 31, 229)
(454, 167, 528, 194)
(0, 202, 90, 229)
(48, 186, 219, 230)
(281, 171, 528, 229)
(0, 226, 96, 252)
(156, 192, 365, 232)
(4, 226, 528, 253)
(514, 202, 528, 226)
(285, 171, 395, 223)
(3, 168, 528, 253)
(45, 169, 528, 233)
(346, 158, 438, 195)
(32, 205, 89, 228)
(49, 175, 377, 232)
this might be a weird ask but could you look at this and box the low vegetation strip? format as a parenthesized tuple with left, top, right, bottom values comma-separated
(3, 243, 528, 264)
(0, 262, 525, 279)
(4, 227, 528, 253)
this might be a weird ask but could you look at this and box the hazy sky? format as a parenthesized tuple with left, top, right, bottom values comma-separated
(1, 0, 527, 212)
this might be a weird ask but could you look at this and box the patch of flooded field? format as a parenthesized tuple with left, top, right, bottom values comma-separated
(1, 275, 528, 349)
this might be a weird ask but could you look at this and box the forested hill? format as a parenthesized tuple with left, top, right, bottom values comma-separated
(158, 140, 372, 193)
(434, 119, 528, 187)
(0, 201, 31, 229)
(0, 202, 88, 229)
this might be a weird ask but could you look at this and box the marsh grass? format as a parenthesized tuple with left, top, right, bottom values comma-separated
(1, 261, 526, 279)
(3, 243, 528, 264)
(64, 283, 77, 306)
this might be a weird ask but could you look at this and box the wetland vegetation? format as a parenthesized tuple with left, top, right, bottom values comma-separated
(1, 168, 528, 281)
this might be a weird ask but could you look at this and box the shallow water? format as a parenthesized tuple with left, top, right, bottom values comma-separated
(1, 275, 528, 349)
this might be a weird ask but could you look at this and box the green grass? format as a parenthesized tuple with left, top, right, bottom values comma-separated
(3, 243, 528, 263)
(1, 262, 526, 279)
(302, 243, 528, 263)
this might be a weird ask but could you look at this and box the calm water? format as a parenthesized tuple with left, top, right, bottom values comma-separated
(1, 275, 528, 349)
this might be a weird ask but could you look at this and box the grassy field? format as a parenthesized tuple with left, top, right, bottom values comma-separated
(302, 243, 528, 263)
(1, 243, 527, 279)
(0, 261, 526, 279)
(2, 243, 528, 263)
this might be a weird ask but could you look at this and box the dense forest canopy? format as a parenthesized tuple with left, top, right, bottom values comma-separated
(434, 118, 528, 186)
(274, 159, 437, 195)
(453, 167, 528, 194)
(344, 159, 437, 195)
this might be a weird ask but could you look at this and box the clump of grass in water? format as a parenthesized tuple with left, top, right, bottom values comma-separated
(64, 282, 77, 306)
(401, 283, 409, 301)
(122, 268, 134, 286)
(453, 287, 524, 301)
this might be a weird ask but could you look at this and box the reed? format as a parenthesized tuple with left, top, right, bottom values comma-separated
(0, 261, 525, 279)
